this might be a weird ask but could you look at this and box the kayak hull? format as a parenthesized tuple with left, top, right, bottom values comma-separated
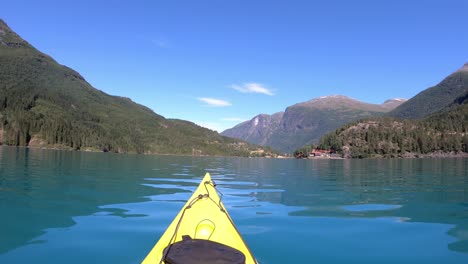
(143, 173, 257, 264)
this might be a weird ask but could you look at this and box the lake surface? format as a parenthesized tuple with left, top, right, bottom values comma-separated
(0, 146, 467, 263)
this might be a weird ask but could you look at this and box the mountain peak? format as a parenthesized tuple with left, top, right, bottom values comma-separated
(221, 112, 284, 146)
(297, 95, 355, 106)
(295, 95, 381, 111)
(456, 62, 468, 73)
(317, 95, 353, 100)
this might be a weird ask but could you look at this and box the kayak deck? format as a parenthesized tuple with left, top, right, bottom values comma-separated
(143, 173, 257, 264)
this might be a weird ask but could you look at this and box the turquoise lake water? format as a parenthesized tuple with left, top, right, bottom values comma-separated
(0, 146, 467, 263)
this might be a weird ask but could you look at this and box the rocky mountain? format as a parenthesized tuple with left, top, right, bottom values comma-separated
(222, 112, 283, 146)
(389, 63, 468, 119)
(0, 19, 262, 156)
(222, 95, 406, 153)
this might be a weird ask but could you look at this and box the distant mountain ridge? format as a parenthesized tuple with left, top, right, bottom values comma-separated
(222, 95, 406, 153)
(0, 19, 262, 156)
(389, 63, 468, 119)
(222, 112, 284, 146)
(382, 98, 408, 110)
(224, 62, 468, 154)
(293, 95, 400, 112)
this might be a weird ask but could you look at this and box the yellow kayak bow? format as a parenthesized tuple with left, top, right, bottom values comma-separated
(143, 173, 257, 264)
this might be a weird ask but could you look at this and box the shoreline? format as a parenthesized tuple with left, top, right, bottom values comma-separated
(2, 144, 467, 160)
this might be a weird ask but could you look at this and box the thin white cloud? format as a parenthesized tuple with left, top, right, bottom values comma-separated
(222, 117, 246, 122)
(231, 82, 274, 96)
(198, 97, 232, 107)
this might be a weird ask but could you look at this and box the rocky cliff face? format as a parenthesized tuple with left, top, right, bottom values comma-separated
(222, 112, 283, 146)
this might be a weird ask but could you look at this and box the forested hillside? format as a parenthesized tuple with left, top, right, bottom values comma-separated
(315, 97, 468, 158)
(389, 64, 468, 119)
(0, 19, 262, 156)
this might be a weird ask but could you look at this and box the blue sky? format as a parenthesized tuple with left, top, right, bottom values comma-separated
(2, 0, 467, 131)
